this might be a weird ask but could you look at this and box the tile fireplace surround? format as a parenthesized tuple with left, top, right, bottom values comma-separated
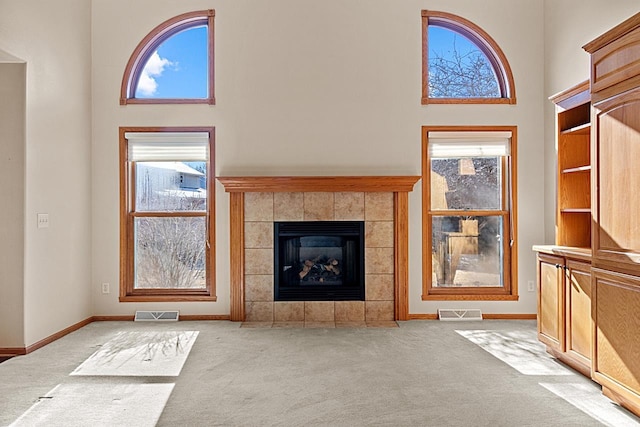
(218, 176, 420, 323)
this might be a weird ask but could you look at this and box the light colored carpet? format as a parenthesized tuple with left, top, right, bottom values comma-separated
(71, 330, 198, 377)
(1, 320, 639, 426)
(456, 329, 573, 375)
(10, 383, 173, 427)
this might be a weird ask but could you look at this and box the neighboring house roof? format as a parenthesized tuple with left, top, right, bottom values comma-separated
(142, 161, 205, 176)
(159, 188, 207, 199)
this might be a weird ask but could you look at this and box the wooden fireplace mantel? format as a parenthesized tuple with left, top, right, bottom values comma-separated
(217, 176, 420, 193)
(217, 175, 421, 322)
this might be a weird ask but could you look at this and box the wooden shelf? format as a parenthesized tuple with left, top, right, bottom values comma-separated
(561, 123, 591, 135)
(561, 208, 591, 213)
(562, 165, 591, 174)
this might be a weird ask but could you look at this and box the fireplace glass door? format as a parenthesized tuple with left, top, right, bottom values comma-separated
(274, 221, 365, 301)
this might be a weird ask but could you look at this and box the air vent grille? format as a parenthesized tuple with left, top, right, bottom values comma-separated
(134, 311, 180, 321)
(438, 309, 483, 321)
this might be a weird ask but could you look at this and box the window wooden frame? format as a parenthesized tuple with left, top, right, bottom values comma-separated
(421, 126, 518, 300)
(119, 126, 216, 302)
(120, 10, 215, 105)
(422, 10, 516, 105)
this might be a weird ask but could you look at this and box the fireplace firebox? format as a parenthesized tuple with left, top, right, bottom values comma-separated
(274, 221, 365, 301)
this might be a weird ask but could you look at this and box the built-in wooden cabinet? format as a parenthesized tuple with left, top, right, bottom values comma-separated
(535, 249, 592, 377)
(534, 12, 640, 418)
(582, 12, 640, 416)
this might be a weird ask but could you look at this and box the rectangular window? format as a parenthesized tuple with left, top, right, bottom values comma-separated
(422, 127, 517, 300)
(120, 128, 215, 301)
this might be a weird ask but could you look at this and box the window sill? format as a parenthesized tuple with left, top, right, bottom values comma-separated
(119, 295, 217, 303)
(422, 97, 516, 105)
(422, 294, 519, 301)
(120, 98, 215, 105)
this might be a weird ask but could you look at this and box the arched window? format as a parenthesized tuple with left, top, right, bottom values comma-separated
(422, 11, 516, 104)
(120, 10, 215, 105)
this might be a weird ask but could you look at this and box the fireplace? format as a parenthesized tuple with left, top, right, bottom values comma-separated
(274, 221, 365, 301)
(217, 176, 420, 321)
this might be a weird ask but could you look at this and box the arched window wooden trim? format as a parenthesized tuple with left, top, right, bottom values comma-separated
(120, 9, 215, 105)
(422, 10, 516, 105)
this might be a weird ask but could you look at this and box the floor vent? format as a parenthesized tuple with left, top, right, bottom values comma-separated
(438, 309, 483, 321)
(134, 311, 180, 322)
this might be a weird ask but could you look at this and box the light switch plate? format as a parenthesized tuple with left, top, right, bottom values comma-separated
(37, 213, 49, 228)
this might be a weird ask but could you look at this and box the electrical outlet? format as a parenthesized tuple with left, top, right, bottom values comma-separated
(101, 283, 110, 294)
(37, 213, 49, 228)
(527, 280, 535, 292)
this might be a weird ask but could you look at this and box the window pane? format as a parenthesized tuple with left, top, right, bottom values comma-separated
(428, 26, 500, 98)
(431, 215, 503, 287)
(134, 217, 206, 289)
(135, 162, 206, 212)
(431, 157, 501, 210)
(135, 26, 208, 99)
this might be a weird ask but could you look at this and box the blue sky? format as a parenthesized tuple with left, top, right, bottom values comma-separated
(429, 26, 478, 59)
(135, 26, 208, 99)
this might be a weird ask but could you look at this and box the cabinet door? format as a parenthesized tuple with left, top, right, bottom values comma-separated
(593, 87, 640, 272)
(537, 254, 564, 351)
(592, 268, 640, 409)
(565, 260, 592, 366)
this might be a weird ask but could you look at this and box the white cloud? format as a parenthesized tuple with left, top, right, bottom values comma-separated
(137, 51, 173, 96)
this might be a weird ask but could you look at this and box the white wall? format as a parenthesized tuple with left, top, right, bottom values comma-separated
(91, 0, 547, 317)
(0, 54, 26, 348)
(0, 0, 93, 346)
(542, 1, 639, 244)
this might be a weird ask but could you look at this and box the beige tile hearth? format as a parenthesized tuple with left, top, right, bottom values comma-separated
(304, 301, 335, 321)
(336, 321, 368, 328)
(365, 301, 395, 321)
(334, 301, 365, 322)
(239, 321, 397, 328)
(304, 321, 336, 328)
(245, 302, 274, 322)
(274, 301, 305, 322)
(366, 321, 399, 328)
(272, 321, 305, 328)
(240, 322, 273, 328)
